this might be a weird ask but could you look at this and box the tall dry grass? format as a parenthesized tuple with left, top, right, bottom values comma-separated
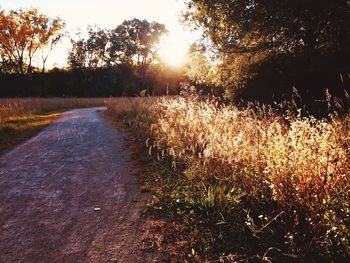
(106, 95, 350, 260)
(0, 98, 106, 123)
(108, 96, 350, 210)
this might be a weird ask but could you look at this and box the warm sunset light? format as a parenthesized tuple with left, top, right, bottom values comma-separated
(1, 1, 348, 262)
(0, 0, 199, 68)
(158, 36, 189, 68)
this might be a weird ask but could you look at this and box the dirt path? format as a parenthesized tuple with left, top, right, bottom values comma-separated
(0, 107, 151, 263)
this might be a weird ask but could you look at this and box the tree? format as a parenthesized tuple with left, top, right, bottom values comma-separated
(184, 0, 350, 100)
(68, 19, 167, 70)
(185, 44, 216, 86)
(68, 19, 167, 94)
(0, 57, 14, 74)
(110, 19, 167, 67)
(110, 19, 167, 93)
(0, 8, 65, 74)
(41, 34, 64, 72)
(68, 26, 109, 69)
(67, 38, 86, 69)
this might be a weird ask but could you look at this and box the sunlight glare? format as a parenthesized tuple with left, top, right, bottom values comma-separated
(158, 35, 189, 68)
(2, 0, 199, 68)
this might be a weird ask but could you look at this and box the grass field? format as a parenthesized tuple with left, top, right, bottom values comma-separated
(0, 98, 106, 154)
(106, 96, 350, 262)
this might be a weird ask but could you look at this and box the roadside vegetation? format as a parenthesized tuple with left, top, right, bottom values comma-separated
(106, 94, 350, 262)
(1, 1, 349, 262)
(0, 98, 105, 153)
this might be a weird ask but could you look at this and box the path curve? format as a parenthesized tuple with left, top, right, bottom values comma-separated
(0, 107, 148, 263)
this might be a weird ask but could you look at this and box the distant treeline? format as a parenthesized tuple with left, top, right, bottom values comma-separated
(0, 12, 183, 98)
(0, 66, 184, 97)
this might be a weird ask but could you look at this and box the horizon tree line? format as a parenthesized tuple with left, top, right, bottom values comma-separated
(0, 8, 168, 76)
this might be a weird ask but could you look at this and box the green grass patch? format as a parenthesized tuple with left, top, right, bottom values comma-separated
(0, 113, 60, 155)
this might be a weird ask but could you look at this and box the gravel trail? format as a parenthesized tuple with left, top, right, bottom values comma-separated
(0, 107, 149, 263)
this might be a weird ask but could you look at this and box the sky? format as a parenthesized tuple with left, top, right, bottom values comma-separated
(0, 0, 200, 68)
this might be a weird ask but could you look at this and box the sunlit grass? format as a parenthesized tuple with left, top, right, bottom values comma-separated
(0, 98, 106, 154)
(0, 113, 60, 154)
(106, 96, 350, 262)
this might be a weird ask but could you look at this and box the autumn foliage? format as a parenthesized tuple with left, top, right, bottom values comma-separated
(0, 8, 64, 74)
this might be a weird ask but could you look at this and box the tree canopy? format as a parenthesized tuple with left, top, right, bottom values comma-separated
(67, 19, 169, 95)
(0, 8, 65, 74)
(184, 0, 350, 101)
(68, 26, 109, 69)
(68, 19, 167, 69)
